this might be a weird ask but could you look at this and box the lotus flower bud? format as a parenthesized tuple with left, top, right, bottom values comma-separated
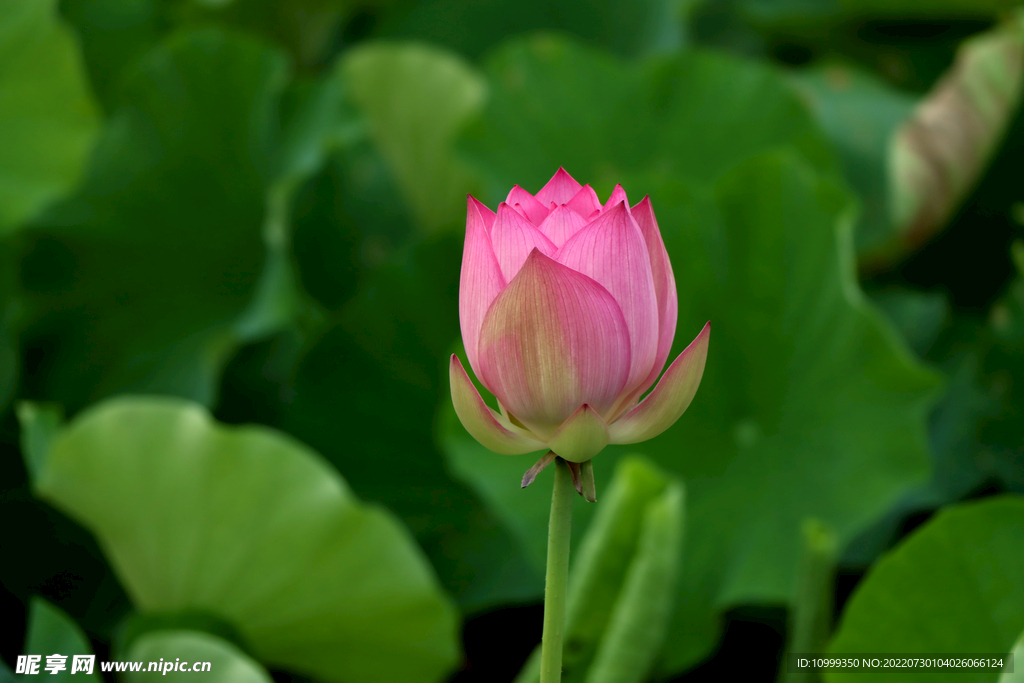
(450, 169, 709, 464)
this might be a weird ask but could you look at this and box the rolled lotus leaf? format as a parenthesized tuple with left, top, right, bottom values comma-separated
(888, 11, 1024, 257)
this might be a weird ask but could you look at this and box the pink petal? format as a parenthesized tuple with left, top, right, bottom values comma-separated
(537, 204, 588, 248)
(506, 185, 549, 225)
(602, 184, 629, 213)
(557, 202, 659, 398)
(632, 196, 678, 395)
(566, 184, 602, 219)
(477, 249, 631, 438)
(512, 203, 530, 221)
(608, 322, 710, 445)
(460, 196, 506, 377)
(490, 203, 558, 282)
(536, 167, 583, 207)
(469, 195, 496, 233)
(547, 404, 609, 463)
(450, 355, 547, 455)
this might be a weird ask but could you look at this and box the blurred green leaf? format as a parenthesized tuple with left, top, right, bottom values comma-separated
(18, 29, 302, 411)
(126, 630, 271, 683)
(460, 34, 836, 203)
(0, 246, 17, 413)
(340, 42, 487, 234)
(841, 297, 1016, 567)
(787, 64, 915, 263)
(113, 610, 249, 660)
(1000, 630, 1024, 683)
(274, 234, 544, 610)
(584, 481, 685, 683)
(836, 0, 1018, 19)
(59, 0, 161, 111)
(741, 0, 1018, 25)
(869, 288, 949, 357)
(33, 395, 459, 683)
(565, 458, 675, 675)
(23, 597, 99, 683)
(443, 152, 940, 674)
(276, 74, 363, 186)
(827, 496, 1024, 683)
(921, 252, 1024, 501)
(0, 0, 100, 232)
(0, 659, 13, 683)
(372, 0, 685, 59)
(863, 251, 1024, 554)
(16, 401, 64, 483)
(172, 0, 353, 68)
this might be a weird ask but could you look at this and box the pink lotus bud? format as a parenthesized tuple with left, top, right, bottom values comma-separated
(451, 168, 709, 463)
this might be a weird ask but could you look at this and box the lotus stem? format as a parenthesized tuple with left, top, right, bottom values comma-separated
(540, 455, 574, 683)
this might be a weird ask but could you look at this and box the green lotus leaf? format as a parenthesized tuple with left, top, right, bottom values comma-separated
(741, 0, 1020, 24)
(23, 597, 99, 683)
(1000, 630, 1024, 683)
(371, 0, 684, 59)
(17, 29, 303, 412)
(0, 246, 16, 413)
(58, 0, 161, 111)
(173, 0, 354, 68)
(274, 235, 544, 610)
(460, 34, 836, 204)
(787, 63, 915, 266)
(125, 630, 271, 683)
(855, 247, 1024, 567)
(0, 0, 99, 231)
(340, 41, 487, 234)
(827, 496, 1024, 683)
(31, 395, 459, 683)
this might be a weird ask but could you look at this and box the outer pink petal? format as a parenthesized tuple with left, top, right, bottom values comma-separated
(506, 185, 549, 225)
(491, 202, 558, 281)
(538, 204, 588, 248)
(547, 404, 609, 463)
(460, 196, 506, 377)
(535, 167, 583, 206)
(632, 196, 678, 394)
(566, 184, 602, 219)
(557, 202, 659, 399)
(469, 195, 496, 233)
(608, 322, 710, 445)
(602, 184, 629, 213)
(450, 355, 546, 455)
(478, 249, 631, 438)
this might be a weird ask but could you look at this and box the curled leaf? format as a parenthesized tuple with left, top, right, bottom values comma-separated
(888, 11, 1024, 256)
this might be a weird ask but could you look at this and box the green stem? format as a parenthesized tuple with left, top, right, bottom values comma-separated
(540, 456, 575, 683)
(782, 518, 838, 683)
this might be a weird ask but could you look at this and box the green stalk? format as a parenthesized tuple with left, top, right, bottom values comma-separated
(783, 518, 838, 683)
(540, 456, 575, 683)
